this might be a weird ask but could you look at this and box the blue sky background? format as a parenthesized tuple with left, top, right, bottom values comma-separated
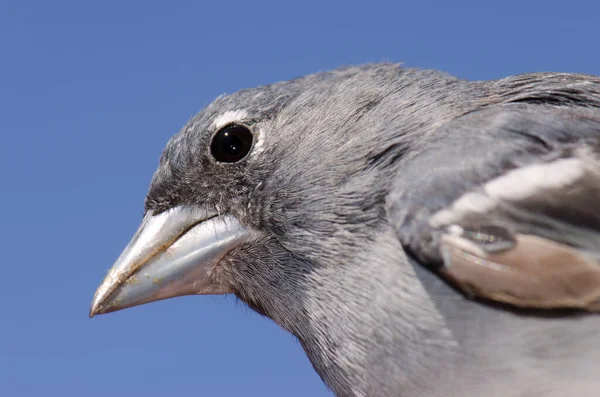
(1, 1, 599, 396)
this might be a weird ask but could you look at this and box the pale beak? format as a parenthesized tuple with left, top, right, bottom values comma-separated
(89, 206, 251, 317)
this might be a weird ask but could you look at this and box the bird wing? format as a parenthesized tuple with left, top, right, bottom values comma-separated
(387, 102, 600, 311)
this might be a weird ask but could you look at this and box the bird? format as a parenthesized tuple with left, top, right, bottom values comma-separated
(90, 63, 600, 397)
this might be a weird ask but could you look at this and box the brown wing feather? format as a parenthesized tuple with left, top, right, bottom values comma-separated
(440, 233, 600, 311)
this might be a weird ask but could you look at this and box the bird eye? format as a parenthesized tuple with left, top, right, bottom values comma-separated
(210, 124, 254, 163)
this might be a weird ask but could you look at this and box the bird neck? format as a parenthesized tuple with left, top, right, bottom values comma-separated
(289, 228, 460, 397)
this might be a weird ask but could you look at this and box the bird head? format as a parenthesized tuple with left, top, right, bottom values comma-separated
(90, 64, 474, 395)
(90, 65, 468, 379)
(93, 65, 407, 316)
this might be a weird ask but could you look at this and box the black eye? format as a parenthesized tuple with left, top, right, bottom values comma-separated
(210, 124, 254, 163)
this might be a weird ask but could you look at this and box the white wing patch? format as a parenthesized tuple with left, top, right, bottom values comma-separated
(430, 192, 497, 227)
(430, 156, 585, 227)
(484, 157, 584, 201)
(212, 109, 248, 130)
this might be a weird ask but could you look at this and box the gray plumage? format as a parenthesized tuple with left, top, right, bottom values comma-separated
(133, 64, 600, 396)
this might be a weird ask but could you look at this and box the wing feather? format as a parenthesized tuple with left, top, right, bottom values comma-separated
(388, 103, 600, 311)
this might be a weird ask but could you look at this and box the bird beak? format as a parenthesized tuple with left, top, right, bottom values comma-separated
(89, 206, 251, 317)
